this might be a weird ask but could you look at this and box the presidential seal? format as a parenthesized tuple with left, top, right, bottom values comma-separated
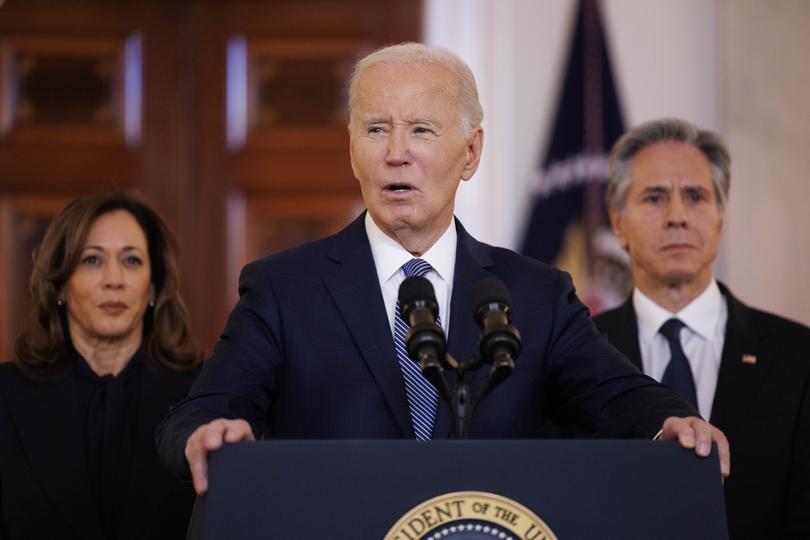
(383, 491, 557, 540)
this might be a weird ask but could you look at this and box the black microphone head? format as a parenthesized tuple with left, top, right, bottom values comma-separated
(398, 275, 437, 307)
(472, 278, 513, 320)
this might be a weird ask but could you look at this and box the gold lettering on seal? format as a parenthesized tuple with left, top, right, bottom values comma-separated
(383, 491, 557, 540)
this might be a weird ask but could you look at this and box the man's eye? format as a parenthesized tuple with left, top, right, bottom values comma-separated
(414, 126, 433, 134)
(644, 194, 663, 203)
(687, 192, 705, 202)
(368, 126, 385, 134)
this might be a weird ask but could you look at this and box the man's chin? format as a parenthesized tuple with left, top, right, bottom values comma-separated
(374, 208, 420, 230)
(660, 269, 705, 288)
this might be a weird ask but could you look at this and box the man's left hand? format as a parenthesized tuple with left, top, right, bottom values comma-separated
(660, 416, 730, 479)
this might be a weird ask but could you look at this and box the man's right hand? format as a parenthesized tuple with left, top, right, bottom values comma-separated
(184, 418, 255, 495)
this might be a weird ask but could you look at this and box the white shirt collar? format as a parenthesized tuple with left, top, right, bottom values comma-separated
(633, 279, 723, 342)
(364, 212, 456, 285)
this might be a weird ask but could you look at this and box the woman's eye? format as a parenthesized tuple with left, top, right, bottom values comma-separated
(81, 255, 100, 265)
(124, 256, 143, 266)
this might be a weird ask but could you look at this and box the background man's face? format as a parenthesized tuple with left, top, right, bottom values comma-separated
(348, 62, 481, 245)
(610, 141, 724, 292)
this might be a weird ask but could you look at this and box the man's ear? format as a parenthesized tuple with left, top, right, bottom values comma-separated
(348, 127, 360, 180)
(609, 207, 629, 252)
(460, 127, 484, 182)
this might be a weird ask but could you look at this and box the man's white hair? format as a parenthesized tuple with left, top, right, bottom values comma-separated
(347, 42, 483, 137)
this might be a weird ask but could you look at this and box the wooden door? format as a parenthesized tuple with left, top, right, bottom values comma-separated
(0, 0, 419, 358)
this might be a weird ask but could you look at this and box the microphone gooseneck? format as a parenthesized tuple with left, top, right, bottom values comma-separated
(470, 278, 522, 402)
(396, 275, 523, 439)
(398, 276, 450, 401)
(472, 278, 522, 365)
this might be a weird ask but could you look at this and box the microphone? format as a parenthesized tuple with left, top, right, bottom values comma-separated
(398, 276, 449, 397)
(472, 278, 521, 382)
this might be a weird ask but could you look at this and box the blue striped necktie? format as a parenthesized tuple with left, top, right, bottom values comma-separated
(394, 258, 440, 440)
(659, 318, 698, 410)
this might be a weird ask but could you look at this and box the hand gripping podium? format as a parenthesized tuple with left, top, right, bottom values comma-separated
(188, 440, 727, 540)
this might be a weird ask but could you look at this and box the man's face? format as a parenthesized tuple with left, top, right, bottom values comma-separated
(610, 141, 724, 292)
(349, 62, 482, 249)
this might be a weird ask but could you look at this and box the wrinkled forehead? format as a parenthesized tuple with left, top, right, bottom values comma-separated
(629, 141, 713, 187)
(351, 63, 461, 117)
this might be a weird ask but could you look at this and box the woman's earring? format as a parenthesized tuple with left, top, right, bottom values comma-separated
(148, 299, 156, 308)
(56, 297, 64, 307)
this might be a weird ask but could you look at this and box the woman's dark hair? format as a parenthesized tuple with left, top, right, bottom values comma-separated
(15, 192, 203, 380)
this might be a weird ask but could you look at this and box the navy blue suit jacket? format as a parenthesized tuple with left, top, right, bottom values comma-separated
(593, 284, 810, 539)
(157, 214, 695, 476)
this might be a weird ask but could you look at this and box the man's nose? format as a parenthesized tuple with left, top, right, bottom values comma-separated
(665, 195, 688, 227)
(385, 128, 410, 165)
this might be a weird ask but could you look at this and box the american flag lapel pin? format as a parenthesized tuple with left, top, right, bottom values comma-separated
(741, 354, 757, 365)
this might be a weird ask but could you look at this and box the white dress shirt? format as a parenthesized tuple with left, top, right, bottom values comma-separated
(365, 213, 456, 338)
(633, 279, 727, 419)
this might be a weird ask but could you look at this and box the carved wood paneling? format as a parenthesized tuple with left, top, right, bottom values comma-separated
(223, 192, 364, 307)
(0, 36, 140, 144)
(195, 0, 419, 347)
(248, 40, 358, 131)
(0, 195, 72, 361)
(0, 34, 141, 194)
(0, 0, 420, 355)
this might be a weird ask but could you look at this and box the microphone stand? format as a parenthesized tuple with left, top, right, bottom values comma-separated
(429, 352, 513, 439)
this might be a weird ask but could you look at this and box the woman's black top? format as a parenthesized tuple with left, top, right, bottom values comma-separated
(0, 348, 199, 540)
(74, 349, 143, 540)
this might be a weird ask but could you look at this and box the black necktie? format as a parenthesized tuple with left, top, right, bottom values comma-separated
(659, 318, 698, 410)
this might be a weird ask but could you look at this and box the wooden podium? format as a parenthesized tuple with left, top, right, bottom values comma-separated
(188, 439, 727, 539)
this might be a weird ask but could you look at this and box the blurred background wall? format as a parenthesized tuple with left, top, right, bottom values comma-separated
(1, 0, 808, 359)
(429, 0, 810, 327)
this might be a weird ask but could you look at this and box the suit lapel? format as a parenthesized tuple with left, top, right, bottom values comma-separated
(323, 214, 412, 437)
(433, 220, 495, 438)
(120, 365, 192, 539)
(600, 299, 643, 369)
(7, 369, 103, 540)
(710, 284, 765, 426)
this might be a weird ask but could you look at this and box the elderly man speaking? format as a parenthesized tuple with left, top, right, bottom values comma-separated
(157, 43, 729, 495)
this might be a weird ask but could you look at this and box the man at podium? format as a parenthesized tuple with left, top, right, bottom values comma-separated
(157, 43, 729, 495)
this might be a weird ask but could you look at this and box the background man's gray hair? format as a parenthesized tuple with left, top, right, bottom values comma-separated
(347, 42, 483, 137)
(606, 118, 731, 213)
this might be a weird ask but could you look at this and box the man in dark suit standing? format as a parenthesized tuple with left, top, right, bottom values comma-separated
(157, 45, 729, 497)
(594, 118, 810, 539)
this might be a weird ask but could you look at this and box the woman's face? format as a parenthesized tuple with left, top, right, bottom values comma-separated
(63, 210, 154, 348)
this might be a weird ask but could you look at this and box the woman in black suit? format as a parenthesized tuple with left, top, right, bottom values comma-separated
(0, 193, 203, 540)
